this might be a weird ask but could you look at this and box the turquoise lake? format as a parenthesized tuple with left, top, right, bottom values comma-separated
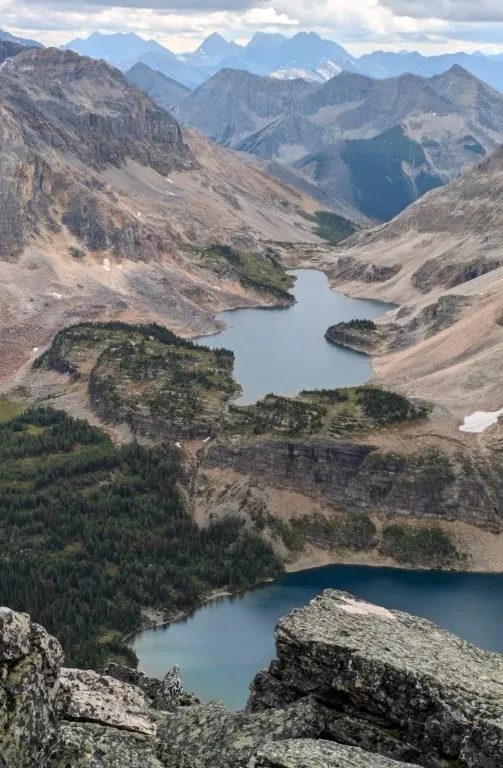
(195, 268, 395, 405)
(133, 565, 503, 710)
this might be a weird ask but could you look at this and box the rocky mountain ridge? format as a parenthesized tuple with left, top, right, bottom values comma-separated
(3, 590, 503, 766)
(172, 64, 503, 220)
(126, 62, 190, 112)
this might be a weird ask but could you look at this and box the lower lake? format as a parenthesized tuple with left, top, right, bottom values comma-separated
(195, 268, 395, 405)
(133, 565, 503, 710)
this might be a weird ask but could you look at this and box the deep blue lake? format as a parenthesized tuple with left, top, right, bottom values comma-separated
(196, 268, 395, 405)
(133, 565, 503, 710)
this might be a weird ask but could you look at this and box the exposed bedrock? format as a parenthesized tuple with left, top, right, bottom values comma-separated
(204, 438, 503, 532)
(248, 590, 503, 767)
(5, 592, 503, 766)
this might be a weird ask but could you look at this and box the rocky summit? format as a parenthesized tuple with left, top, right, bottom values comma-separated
(3, 590, 503, 767)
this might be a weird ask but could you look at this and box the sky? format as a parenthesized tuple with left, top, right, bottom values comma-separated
(2, 0, 503, 56)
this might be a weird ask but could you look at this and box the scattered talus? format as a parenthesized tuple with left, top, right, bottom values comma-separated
(4, 590, 503, 766)
(0, 45, 320, 389)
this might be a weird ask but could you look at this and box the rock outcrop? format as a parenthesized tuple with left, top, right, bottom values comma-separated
(248, 590, 503, 767)
(251, 740, 419, 767)
(204, 438, 503, 533)
(0, 608, 62, 767)
(5, 591, 503, 766)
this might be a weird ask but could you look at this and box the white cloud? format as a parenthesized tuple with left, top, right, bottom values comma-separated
(1, 0, 503, 54)
(381, 0, 503, 23)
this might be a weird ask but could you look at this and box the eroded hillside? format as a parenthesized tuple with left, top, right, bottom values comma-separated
(293, 147, 503, 416)
(0, 46, 322, 389)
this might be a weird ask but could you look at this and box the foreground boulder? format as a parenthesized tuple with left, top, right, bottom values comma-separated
(4, 591, 503, 766)
(252, 740, 419, 767)
(0, 608, 62, 767)
(248, 590, 503, 767)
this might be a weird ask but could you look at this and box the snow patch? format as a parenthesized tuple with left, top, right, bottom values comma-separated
(460, 409, 503, 433)
(166, 178, 174, 184)
(103, 258, 111, 272)
(338, 595, 395, 620)
(52, 292, 62, 300)
(33, 347, 39, 354)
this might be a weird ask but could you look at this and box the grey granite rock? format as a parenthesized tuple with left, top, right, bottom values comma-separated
(50, 722, 165, 768)
(0, 607, 63, 767)
(247, 590, 503, 767)
(58, 668, 158, 736)
(101, 663, 191, 710)
(251, 739, 420, 767)
(5, 592, 503, 768)
(156, 697, 327, 768)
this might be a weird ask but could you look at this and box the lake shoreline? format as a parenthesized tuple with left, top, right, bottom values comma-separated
(127, 579, 276, 644)
(129, 535, 503, 648)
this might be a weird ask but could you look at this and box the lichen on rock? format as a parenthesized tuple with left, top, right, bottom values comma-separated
(0, 608, 62, 768)
(5, 590, 503, 767)
(251, 739, 419, 767)
(247, 590, 503, 767)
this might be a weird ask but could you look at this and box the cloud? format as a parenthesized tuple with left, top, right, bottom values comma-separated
(379, 0, 503, 23)
(19, 0, 259, 9)
(2, 0, 503, 53)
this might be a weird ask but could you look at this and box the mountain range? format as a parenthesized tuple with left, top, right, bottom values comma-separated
(169, 64, 503, 221)
(63, 30, 503, 92)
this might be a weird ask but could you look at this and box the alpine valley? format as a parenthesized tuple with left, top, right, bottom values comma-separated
(3, 23, 503, 768)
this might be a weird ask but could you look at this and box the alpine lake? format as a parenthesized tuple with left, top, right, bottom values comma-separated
(133, 270, 503, 709)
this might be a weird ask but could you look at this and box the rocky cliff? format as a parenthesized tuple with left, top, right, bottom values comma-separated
(204, 436, 503, 534)
(3, 591, 503, 767)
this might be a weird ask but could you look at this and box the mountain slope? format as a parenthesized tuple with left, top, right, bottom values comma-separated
(0, 40, 28, 63)
(0, 46, 323, 387)
(306, 147, 503, 414)
(175, 65, 503, 220)
(0, 27, 41, 47)
(126, 63, 190, 110)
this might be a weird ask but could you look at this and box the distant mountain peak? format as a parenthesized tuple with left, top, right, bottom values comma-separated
(0, 26, 42, 48)
(195, 32, 242, 60)
(246, 32, 288, 48)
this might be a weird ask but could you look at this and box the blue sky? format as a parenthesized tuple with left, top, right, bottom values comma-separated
(2, 0, 503, 55)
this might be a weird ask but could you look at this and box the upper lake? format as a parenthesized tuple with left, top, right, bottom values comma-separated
(195, 269, 395, 405)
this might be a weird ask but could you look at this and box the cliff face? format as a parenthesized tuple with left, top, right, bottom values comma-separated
(4, 591, 503, 767)
(204, 438, 503, 533)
